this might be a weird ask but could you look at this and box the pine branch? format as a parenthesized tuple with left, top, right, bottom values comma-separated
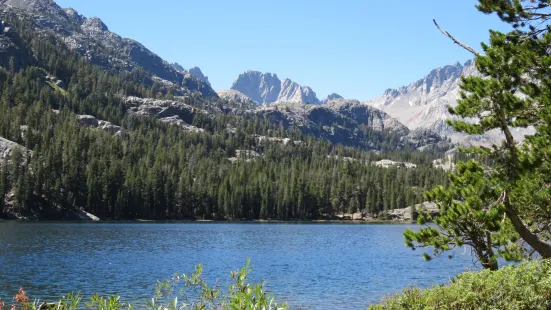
(433, 19, 481, 57)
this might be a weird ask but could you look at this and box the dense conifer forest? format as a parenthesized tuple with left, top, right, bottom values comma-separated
(0, 12, 450, 220)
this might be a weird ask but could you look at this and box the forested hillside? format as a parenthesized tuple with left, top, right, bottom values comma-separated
(0, 1, 451, 220)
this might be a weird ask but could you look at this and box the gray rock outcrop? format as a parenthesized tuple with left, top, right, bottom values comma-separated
(255, 100, 409, 150)
(322, 93, 344, 104)
(2, 0, 217, 97)
(231, 71, 320, 105)
(188, 66, 211, 86)
(366, 60, 535, 145)
(217, 89, 255, 106)
(123, 96, 203, 132)
(386, 202, 439, 222)
(367, 60, 475, 138)
(75, 115, 121, 135)
(77, 115, 99, 127)
(0, 137, 30, 165)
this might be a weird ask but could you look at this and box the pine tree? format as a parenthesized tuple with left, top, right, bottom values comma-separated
(406, 0, 551, 266)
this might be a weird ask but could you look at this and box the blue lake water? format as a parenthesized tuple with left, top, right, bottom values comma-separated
(0, 222, 477, 309)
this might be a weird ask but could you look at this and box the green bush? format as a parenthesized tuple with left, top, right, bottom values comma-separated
(370, 260, 551, 310)
(3, 259, 287, 310)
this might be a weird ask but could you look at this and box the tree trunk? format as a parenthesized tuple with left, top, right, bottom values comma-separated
(499, 108, 551, 258)
(504, 197, 551, 258)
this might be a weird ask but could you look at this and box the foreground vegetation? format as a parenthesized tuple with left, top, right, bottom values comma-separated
(5, 260, 551, 309)
(0, 260, 288, 310)
(370, 260, 551, 310)
(374, 0, 551, 308)
(405, 0, 551, 267)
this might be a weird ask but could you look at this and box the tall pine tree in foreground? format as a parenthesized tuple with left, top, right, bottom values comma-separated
(406, 0, 551, 268)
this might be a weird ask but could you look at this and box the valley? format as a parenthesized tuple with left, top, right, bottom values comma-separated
(1, 1, 549, 309)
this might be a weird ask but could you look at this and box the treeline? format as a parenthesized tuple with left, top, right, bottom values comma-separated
(0, 10, 449, 220)
(0, 94, 447, 219)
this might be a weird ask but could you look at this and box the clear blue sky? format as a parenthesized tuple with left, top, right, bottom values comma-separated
(55, 0, 507, 101)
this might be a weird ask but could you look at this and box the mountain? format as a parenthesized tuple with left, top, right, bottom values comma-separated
(322, 93, 344, 104)
(0, 0, 451, 221)
(256, 99, 412, 149)
(2, 0, 217, 97)
(188, 66, 211, 86)
(366, 60, 533, 144)
(171, 63, 211, 86)
(367, 60, 476, 139)
(217, 89, 255, 106)
(229, 71, 320, 105)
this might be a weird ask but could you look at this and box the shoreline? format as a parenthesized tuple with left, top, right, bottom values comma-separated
(0, 218, 414, 224)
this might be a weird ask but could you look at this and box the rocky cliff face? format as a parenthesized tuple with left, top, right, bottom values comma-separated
(367, 60, 476, 138)
(1, 0, 217, 97)
(255, 99, 414, 150)
(322, 93, 344, 104)
(171, 63, 211, 86)
(217, 89, 255, 106)
(230, 71, 320, 105)
(188, 66, 211, 86)
(0, 16, 32, 71)
(367, 60, 534, 144)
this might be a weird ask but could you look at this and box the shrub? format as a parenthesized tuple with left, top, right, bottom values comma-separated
(2, 259, 287, 310)
(369, 260, 551, 310)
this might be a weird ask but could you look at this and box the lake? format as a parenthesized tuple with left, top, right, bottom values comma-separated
(0, 222, 476, 309)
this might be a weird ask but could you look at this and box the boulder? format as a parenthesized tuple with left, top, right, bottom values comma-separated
(0, 137, 30, 164)
(386, 202, 439, 222)
(77, 115, 99, 127)
(72, 209, 100, 221)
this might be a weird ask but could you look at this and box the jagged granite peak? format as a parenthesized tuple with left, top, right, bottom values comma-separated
(81, 17, 108, 33)
(169, 64, 210, 86)
(277, 78, 320, 105)
(4, 0, 78, 32)
(1, 0, 217, 97)
(63, 8, 85, 24)
(230, 71, 281, 105)
(366, 59, 535, 145)
(5, 0, 56, 11)
(367, 60, 477, 141)
(231, 70, 321, 105)
(171, 62, 185, 73)
(188, 66, 210, 86)
(322, 93, 344, 104)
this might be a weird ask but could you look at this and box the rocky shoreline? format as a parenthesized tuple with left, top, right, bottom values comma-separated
(1, 202, 439, 223)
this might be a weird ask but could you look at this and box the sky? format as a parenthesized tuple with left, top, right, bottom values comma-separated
(55, 0, 508, 101)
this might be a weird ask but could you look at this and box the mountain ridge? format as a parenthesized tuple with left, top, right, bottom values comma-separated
(2, 0, 217, 97)
(229, 70, 321, 105)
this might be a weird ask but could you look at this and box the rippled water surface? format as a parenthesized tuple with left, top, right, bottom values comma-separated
(0, 222, 476, 309)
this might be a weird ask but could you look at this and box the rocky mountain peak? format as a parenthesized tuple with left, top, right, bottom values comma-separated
(322, 93, 344, 104)
(82, 17, 108, 33)
(231, 71, 320, 105)
(188, 66, 210, 86)
(231, 71, 281, 105)
(5, 0, 71, 23)
(4, 0, 57, 10)
(171, 62, 185, 73)
(63, 8, 85, 25)
(366, 59, 498, 144)
(169, 63, 210, 85)
(1, 0, 217, 98)
(413, 61, 464, 94)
